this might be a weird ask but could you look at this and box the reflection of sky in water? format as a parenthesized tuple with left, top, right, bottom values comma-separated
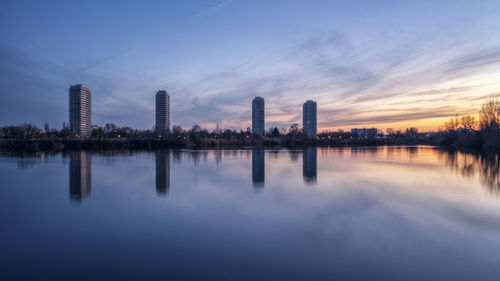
(1, 147, 500, 281)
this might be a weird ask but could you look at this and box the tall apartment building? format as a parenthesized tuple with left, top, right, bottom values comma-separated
(303, 100, 317, 138)
(155, 90, 170, 133)
(69, 84, 92, 138)
(252, 96, 265, 136)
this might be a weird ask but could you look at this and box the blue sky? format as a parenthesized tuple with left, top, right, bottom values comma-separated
(1, 0, 500, 131)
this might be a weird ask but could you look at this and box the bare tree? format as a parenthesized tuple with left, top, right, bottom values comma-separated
(444, 116, 459, 131)
(172, 125, 183, 135)
(288, 123, 300, 136)
(480, 100, 500, 131)
(461, 115, 477, 131)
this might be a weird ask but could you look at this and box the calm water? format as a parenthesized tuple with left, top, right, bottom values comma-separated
(1, 146, 500, 281)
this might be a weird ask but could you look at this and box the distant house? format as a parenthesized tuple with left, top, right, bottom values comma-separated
(351, 128, 378, 138)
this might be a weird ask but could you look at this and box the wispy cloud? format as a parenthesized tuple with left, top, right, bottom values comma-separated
(191, 0, 236, 19)
(159, 28, 500, 130)
(2, 1, 500, 131)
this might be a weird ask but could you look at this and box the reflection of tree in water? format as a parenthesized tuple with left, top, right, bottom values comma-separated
(269, 150, 279, 160)
(440, 150, 500, 196)
(215, 150, 222, 165)
(441, 151, 476, 178)
(405, 146, 419, 160)
(289, 151, 299, 162)
(188, 151, 202, 166)
(480, 154, 500, 194)
(10, 151, 58, 170)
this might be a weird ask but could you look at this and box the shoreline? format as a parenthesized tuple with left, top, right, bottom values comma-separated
(0, 137, 436, 152)
(0, 138, 489, 156)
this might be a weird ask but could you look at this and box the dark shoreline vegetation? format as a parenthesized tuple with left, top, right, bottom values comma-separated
(0, 135, 431, 151)
(0, 126, 498, 152)
(0, 134, 496, 153)
(1, 100, 499, 152)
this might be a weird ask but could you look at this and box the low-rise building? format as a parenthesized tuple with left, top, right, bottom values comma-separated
(351, 128, 378, 138)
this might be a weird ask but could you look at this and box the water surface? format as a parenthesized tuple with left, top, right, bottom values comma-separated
(1, 146, 500, 280)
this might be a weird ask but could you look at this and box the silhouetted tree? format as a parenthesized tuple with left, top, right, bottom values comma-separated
(480, 100, 500, 132)
(444, 116, 459, 131)
(461, 115, 477, 131)
(104, 123, 117, 133)
(268, 127, 280, 137)
(172, 125, 183, 136)
(288, 123, 300, 136)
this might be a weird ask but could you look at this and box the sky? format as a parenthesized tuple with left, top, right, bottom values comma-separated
(1, 0, 500, 132)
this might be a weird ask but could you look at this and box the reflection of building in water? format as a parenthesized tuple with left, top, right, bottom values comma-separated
(155, 150, 171, 196)
(252, 149, 265, 191)
(69, 151, 91, 202)
(303, 147, 317, 185)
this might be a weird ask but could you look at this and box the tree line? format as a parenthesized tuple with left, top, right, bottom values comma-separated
(432, 100, 500, 150)
(1, 100, 499, 151)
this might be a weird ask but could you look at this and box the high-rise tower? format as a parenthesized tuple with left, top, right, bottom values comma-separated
(303, 100, 317, 138)
(252, 96, 265, 136)
(155, 90, 170, 134)
(69, 84, 92, 138)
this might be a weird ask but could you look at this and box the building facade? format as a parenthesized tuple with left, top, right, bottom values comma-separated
(303, 100, 317, 138)
(69, 84, 92, 138)
(351, 128, 378, 138)
(155, 90, 170, 134)
(252, 96, 265, 136)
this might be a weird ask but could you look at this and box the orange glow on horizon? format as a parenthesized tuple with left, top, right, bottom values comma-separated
(319, 114, 481, 133)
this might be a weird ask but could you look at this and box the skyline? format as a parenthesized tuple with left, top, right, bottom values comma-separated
(2, 1, 500, 131)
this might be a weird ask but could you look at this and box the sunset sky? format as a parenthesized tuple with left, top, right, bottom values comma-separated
(1, 0, 500, 132)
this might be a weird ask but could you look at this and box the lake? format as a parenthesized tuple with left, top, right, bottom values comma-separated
(1, 146, 500, 280)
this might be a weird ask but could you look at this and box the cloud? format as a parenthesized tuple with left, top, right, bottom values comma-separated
(0, 46, 65, 125)
(318, 107, 469, 128)
(447, 47, 500, 70)
(191, 0, 236, 19)
(3, 16, 500, 131)
(167, 28, 500, 130)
